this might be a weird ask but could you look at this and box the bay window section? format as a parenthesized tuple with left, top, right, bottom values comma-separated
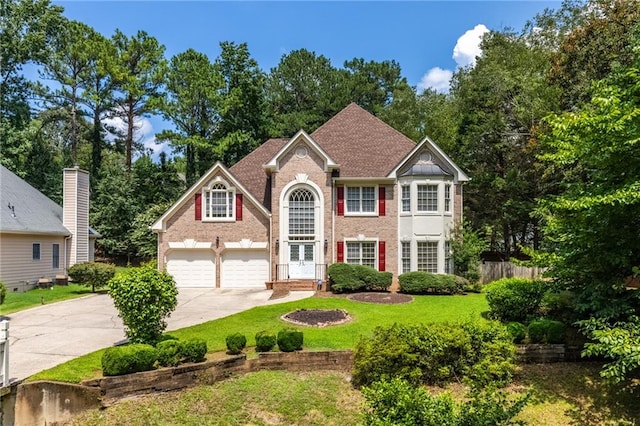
(401, 241, 411, 273)
(444, 184, 451, 213)
(417, 184, 438, 212)
(417, 241, 438, 273)
(401, 185, 410, 212)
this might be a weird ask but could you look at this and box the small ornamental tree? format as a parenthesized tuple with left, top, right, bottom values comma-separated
(68, 262, 116, 292)
(108, 265, 178, 344)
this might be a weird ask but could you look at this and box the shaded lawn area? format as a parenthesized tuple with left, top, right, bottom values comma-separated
(29, 293, 489, 383)
(0, 284, 94, 315)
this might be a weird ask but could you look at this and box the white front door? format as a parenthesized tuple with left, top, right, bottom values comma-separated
(288, 242, 315, 279)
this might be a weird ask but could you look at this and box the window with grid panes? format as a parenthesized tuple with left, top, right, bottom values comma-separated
(401, 241, 411, 273)
(401, 185, 410, 212)
(204, 183, 234, 219)
(346, 186, 376, 213)
(289, 189, 315, 235)
(346, 241, 376, 268)
(417, 241, 438, 273)
(444, 185, 451, 213)
(417, 184, 438, 212)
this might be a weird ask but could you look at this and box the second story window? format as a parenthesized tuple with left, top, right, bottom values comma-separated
(204, 183, 234, 220)
(417, 184, 438, 212)
(346, 186, 376, 214)
(401, 185, 411, 212)
(444, 184, 451, 213)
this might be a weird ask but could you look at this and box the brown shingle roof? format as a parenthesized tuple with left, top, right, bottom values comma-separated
(230, 138, 288, 210)
(311, 103, 417, 177)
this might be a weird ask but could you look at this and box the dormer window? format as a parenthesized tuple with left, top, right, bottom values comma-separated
(204, 182, 234, 220)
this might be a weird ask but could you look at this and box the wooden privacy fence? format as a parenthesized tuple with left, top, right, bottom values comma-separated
(481, 261, 546, 284)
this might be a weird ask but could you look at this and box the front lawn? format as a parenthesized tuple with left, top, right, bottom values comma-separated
(1, 284, 93, 315)
(29, 293, 488, 383)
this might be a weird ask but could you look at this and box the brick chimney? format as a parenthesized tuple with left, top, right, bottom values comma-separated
(63, 167, 90, 267)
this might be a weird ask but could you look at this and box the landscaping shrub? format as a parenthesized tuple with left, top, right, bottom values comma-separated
(226, 333, 247, 354)
(541, 290, 577, 323)
(68, 262, 116, 292)
(528, 319, 567, 344)
(352, 321, 517, 388)
(506, 322, 527, 343)
(361, 377, 529, 426)
(108, 266, 178, 344)
(277, 328, 303, 352)
(181, 338, 207, 363)
(328, 263, 363, 293)
(156, 339, 183, 367)
(398, 271, 462, 294)
(0, 280, 6, 305)
(102, 344, 157, 376)
(370, 271, 393, 291)
(255, 330, 276, 352)
(485, 278, 548, 322)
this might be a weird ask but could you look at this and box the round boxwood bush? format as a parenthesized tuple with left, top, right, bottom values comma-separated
(102, 344, 157, 376)
(181, 338, 207, 363)
(528, 319, 567, 344)
(506, 322, 527, 343)
(485, 278, 548, 322)
(226, 333, 247, 355)
(255, 330, 276, 352)
(277, 328, 303, 352)
(156, 339, 183, 367)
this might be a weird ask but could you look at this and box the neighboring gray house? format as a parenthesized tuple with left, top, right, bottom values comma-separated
(0, 165, 99, 291)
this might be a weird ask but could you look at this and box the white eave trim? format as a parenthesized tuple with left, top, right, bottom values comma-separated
(151, 161, 271, 232)
(263, 129, 339, 173)
(387, 135, 470, 182)
(333, 177, 396, 184)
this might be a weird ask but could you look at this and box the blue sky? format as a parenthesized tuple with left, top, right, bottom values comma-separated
(52, 0, 561, 156)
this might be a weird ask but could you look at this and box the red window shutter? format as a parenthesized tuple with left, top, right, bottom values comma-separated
(337, 241, 344, 262)
(337, 186, 344, 216)
(378, 187, 386, 216)
(235, 194, 243, 221)
(378, 241, 386, 271)
(195, 193, 202, 220)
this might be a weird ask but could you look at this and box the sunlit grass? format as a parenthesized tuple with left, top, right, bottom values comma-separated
(0, 284, 94, 315)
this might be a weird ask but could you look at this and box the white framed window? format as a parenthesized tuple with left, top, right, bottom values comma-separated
(32, 243, 41, 261)
(401, 185, 411, 212)
(346, 186, 376, 214)
(346, 241, 376, 269)
(401, 241, 411, 273)
(204, 182, 234, 220)
(444, 241, 452, 274)
(417, 241, 438, 273)
(52, 243, 60, 269)
(289, 188, 315, 236)
(444, 184, 452, 213)
(417, 184, 438, 212)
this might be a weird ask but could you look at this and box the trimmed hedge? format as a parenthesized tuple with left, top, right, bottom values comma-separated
(528, 319, 566, 344)
(255, 331, 276, 352)
(485, 278, 548, 322)
(181, 338, 207, 363)
(328, 263, 392, 293)
(506, 322, 527, 343)
(277, 328, 303, 352)
(102, 344, 157, 376)
(398, 271, 463, 295)
(156, 339, 182, 367)
(225, 333, 247, 355)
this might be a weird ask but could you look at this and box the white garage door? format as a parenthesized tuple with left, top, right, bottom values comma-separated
(221, 250, 269, 288)
(166, 249, 215, 288)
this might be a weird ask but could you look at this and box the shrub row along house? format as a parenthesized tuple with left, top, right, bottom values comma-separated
(0, 166, 100, 291)
(152, 103, 468, 290)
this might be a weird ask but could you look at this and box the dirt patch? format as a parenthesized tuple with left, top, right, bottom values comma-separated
(282, 309, 351, 327)
(347, 292, 413, 304)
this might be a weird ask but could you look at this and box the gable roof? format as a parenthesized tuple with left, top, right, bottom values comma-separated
(0, 165, 70, 236)
(311, 103, 417, 177)
(263, 130, 339, 173)
(151, 161, 271, 232)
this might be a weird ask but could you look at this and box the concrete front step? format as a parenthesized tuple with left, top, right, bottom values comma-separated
(267, 280, 326, 291)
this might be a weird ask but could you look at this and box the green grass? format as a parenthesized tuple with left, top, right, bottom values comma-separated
(70, 370, 364, 426)
(29, 293, 489, 383)
(0, 284, 94, 315)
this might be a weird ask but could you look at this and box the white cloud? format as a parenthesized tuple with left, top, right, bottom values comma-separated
(102, 113, 168, 160)
(417, 67, 453, 93)
(452, 24, 489, 68)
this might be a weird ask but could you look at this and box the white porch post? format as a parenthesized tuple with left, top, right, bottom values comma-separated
(0, 320, 8, 387)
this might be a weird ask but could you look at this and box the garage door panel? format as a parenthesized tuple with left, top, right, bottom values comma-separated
(221, 250, 268, 288)
(166, 249, 215, 288)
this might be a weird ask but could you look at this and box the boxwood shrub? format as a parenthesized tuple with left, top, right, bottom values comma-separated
(485, 278, 548, 322)
(528, 319, 567, 344)
(277, 328, 303, 352)
(506, 322, 527, 343)
(225, 333, 247, 355)
(255, 330, 276, 352)
(181, 338, 207, 363)
(328, 263, 392, 293)
(398, 271, 463, 295)
(102, 344, 157, 376)
(156, 339, 183, 367)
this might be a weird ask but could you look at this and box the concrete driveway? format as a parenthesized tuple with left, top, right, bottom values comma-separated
(3, 288, 314, 383)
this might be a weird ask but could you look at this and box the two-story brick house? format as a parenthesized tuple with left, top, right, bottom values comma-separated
(152, 103, 468, 289)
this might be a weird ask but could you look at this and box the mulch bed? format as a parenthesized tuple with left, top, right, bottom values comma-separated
(282, 309, 352, 327)
(347, 292, 413, 304)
